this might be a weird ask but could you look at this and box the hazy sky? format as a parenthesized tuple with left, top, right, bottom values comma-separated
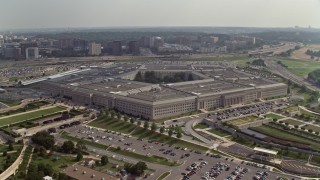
(1, 0, 320, 29)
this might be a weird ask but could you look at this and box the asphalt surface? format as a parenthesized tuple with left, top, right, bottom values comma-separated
(60, 124, 298, 180)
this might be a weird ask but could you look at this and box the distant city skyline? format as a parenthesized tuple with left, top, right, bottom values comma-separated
(0, 0, 320, 30)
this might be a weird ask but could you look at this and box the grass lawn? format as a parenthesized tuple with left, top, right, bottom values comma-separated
(282, 106, 299, 112)
(157, 172, 170, 180)
(281, 119, 304, 126)
(275, 58, 320, 78)
(89, 116, 208, 152)
(207, 128, 231, 137)
(131, 127, 208, 152)
(0, 98, 20, 107)
(300, 108, 320, 119)
(30, 155, 77, 172)
(88, 117, 136, 134)
(302, 124, 320, 133)
(61, 132, 179, 166)
(0, 144, 23, 172)
(265, 113, 284, 120)
(94, 162, 122, 172)
(194, 123, 210, 129)
(251, 125, 320, 151)
(0, 106, 65, 127)
(226, 116, 260, 126)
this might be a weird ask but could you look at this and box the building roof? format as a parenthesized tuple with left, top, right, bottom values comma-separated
(64, 164, 119, 180)
(253, 147, 278, 155)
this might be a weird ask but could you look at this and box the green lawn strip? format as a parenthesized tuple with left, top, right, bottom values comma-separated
(0, 98, 21, 107)
(300, 108, 320, 119)
(89, 116, 208, 152)
(0, 101, 49, 117)
(16, 146, 33, 177)
(131, 127, 208, 152)
(30, 155, 76, 172)
(0, 106, 65, 127)
(207, 128, 231, 137)
(251, 125, 320, 150)
(227, 116, 259, 126)
(281, 119, 304, 126)
(154, 110, 201, 123)
(265, 113, 284, 120)
(94, 162, 123, 172)
(88, 117, 136, 134)
(157, 172, 170, 180)
(194, 123, 210, 129)
(60, 132, 179, 166)
(302, 124, 320, 133)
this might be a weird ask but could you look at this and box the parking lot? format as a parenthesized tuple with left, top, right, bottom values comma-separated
(61, 124, 297, 180)
(207, 101, 287, 122)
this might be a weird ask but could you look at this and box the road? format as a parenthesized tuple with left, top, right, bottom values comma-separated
(265, 60, 319, 92)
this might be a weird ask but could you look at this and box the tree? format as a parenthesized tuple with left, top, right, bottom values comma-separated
(124, 115, 129, 122)
(308, 129, 313, 133)
(176, 131, 182, 138)
(137, 121, 142, 126)
(101, 155, 109, 165)
(124, 161, 148, 176)
(8, 143, 14, 151)
(37, 163, 53, 176)
(130, 118, 135, 124)
(168, 129, 173, 137)
(61, 141, 75, 153)
(31, 131, 55, 149)
(76, 140, 87, 151)
(151, 122, 157, 131)
(160, 127, 165, 134)
(76, 152, 83, 161)
(110, 111, 116, 119)
(134, 161, 148, 176)
(143, 121, 149, 129)
(3, 151, 7, 156)
(116, 113, 121, 120)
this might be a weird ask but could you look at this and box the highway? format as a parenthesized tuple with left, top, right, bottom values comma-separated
(265, 59, 319, 92)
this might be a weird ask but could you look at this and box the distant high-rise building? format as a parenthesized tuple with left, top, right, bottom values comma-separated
(2, 43, 21, 60)
(73, 39, 87, 51)
(88, 42, 101, 56)
(26, 47, 39, 59)
(20, 42, 38, 58)
(59, 38, 74, 49)
(127, 41, 139, 55)
(112, 41, 122, 56)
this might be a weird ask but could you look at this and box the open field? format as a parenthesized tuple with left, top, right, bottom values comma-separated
(281, 119, 304, 126)
(226, 116, 259, 126)
(291, 44, 320, 60)
(302, 124, 320, 133)
(251, 125, 320, 151)
(265, 113, 284, 120)
(276, 58, 320, 78)
(0, 106, 65, 127)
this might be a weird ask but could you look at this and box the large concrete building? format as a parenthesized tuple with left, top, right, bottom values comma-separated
(39, 63, 287, 120)
(26, 47, 39, 59)
(88, 42, 101, 56)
